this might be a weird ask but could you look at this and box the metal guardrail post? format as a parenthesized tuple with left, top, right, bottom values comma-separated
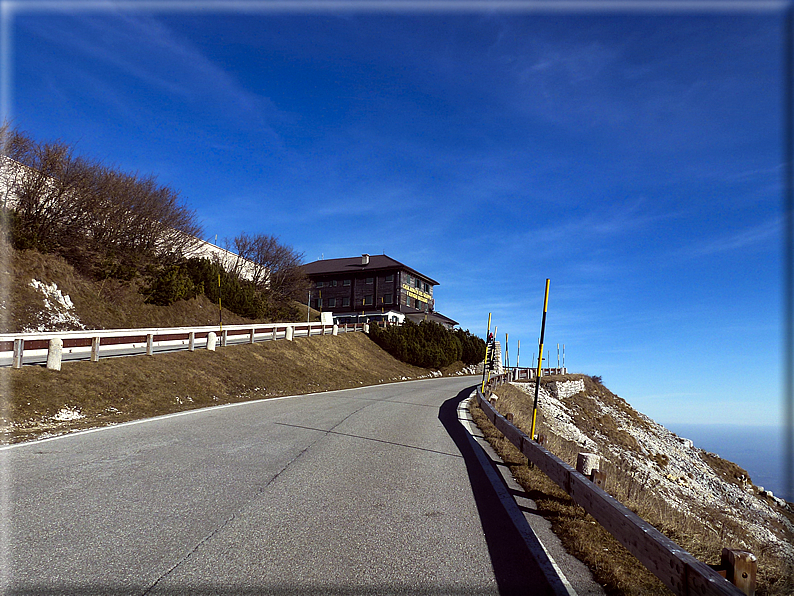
(90, 337, 100, 362)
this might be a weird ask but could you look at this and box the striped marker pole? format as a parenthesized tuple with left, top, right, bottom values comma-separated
(505, 333, 509, 374)
(481, 313, 492, 394)
(530, 279, 550, 441)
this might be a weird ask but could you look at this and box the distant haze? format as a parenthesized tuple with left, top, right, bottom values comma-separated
(663, 423, 789, 502)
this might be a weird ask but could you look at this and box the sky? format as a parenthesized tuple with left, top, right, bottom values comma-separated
(2, 1, 791, 429)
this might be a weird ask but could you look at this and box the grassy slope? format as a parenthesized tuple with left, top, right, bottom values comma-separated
(1, 246, 462, 443)
(2, 246, 315, 333)
(1, 332, 456, 444)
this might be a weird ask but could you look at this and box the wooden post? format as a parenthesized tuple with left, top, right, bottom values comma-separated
(146, 334, 154, 356)
(591, 469, 608, 489)
(90, 337, 100, 362)
(576, 452, 601, 477)
(722, 549, 756, 595)
(12, 338, 23, 369)
(188, 332, 195, 351)
(505, 412, 514, 422)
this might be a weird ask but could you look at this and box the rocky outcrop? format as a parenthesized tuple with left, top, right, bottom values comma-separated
(510, 379, 794, 568)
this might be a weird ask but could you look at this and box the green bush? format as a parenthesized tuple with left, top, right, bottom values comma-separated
(144, 264, 202, 306)
(183, 258, 266, 319)
(368, 320, 484, 369)
(452, 328, 487, 365)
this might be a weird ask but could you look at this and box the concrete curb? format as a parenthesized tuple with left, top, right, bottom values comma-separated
(457, 393, 607, 596)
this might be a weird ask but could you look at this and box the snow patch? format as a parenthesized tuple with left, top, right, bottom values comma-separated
(52, 406, 85, 421)
(25, 279, 85, 332)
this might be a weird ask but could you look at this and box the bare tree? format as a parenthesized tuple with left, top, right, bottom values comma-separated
(231, 232, 309, 312)
(1, 124, 203, 274)
(3, 128, 96, 251)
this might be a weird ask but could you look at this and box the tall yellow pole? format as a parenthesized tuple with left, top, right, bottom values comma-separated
(218, 273, 223, 332)
(480, 313, 492, 393)
(505, 333, 509, 374)
(517, 339, 520, 370)
(530, 279, 550, 441)
(487, 325, 497, 386)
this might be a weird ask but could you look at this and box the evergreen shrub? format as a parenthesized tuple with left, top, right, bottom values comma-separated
(368, 320, 485, 369)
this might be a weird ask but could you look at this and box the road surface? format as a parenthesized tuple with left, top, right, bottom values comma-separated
(2, 376, 596, 595)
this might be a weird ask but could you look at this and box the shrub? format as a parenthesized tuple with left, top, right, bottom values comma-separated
(368, 320, 484, 369)
(144, 264, 201, 306)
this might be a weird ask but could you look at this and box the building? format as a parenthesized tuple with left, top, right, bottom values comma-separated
(301, 254, 458, 328)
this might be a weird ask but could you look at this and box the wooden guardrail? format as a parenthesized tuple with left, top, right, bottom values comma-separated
(477, 374, 752, 596)
(0, 322, 366, 368)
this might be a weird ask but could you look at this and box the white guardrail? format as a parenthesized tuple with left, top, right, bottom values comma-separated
(0, 322, 366, 368)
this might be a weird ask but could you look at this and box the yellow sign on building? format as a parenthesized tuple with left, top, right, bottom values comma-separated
(402, 284, 432, 302)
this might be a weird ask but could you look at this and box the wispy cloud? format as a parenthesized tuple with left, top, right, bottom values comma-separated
(20, 13, 287, 138)
(682, 217, 782, 258)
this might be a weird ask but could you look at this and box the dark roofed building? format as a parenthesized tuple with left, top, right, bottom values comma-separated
(301, 254, 457, 328)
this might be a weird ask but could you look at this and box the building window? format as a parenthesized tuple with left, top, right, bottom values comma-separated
(406, 297, 412, 308)
(383, 294, 393, 305)
(385, 274, 393, 282)
(362, 295, 372, 305)
(332, 280, 338, 287)
(342, 297, 350, 307)
(316, 281, 324, 288)
(328, 298, 336, 308)
(343, 279, 351, 286)
(366, 277, 373, 285)
(424, 282, 430, 292)
(414, 278, 421, 289)
(314, 298, 322, 309)
(416, 300, 423, 310)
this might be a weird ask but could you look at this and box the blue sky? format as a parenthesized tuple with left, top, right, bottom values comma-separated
(3, 2, 789, 427)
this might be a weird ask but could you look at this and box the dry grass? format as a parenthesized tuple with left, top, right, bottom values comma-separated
(1, 332, 443, 444)
(4, 247, 319, 332)
(470, 398, 670, 596)
(476, 379, 794, 596)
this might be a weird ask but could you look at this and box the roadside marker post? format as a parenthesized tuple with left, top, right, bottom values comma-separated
(530, 279, 550, 441)
(480, 313, 491, 394)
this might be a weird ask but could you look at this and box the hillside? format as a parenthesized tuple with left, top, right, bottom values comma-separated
(482, 377, 794, 595)
(0, 244, 317, 333)
(0, 244, 472, 443)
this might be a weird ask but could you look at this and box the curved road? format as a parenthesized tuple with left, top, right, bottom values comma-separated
(2, 377, 588, 595)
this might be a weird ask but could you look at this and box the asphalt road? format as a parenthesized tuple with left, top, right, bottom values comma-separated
(2, 376, 593, 595)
